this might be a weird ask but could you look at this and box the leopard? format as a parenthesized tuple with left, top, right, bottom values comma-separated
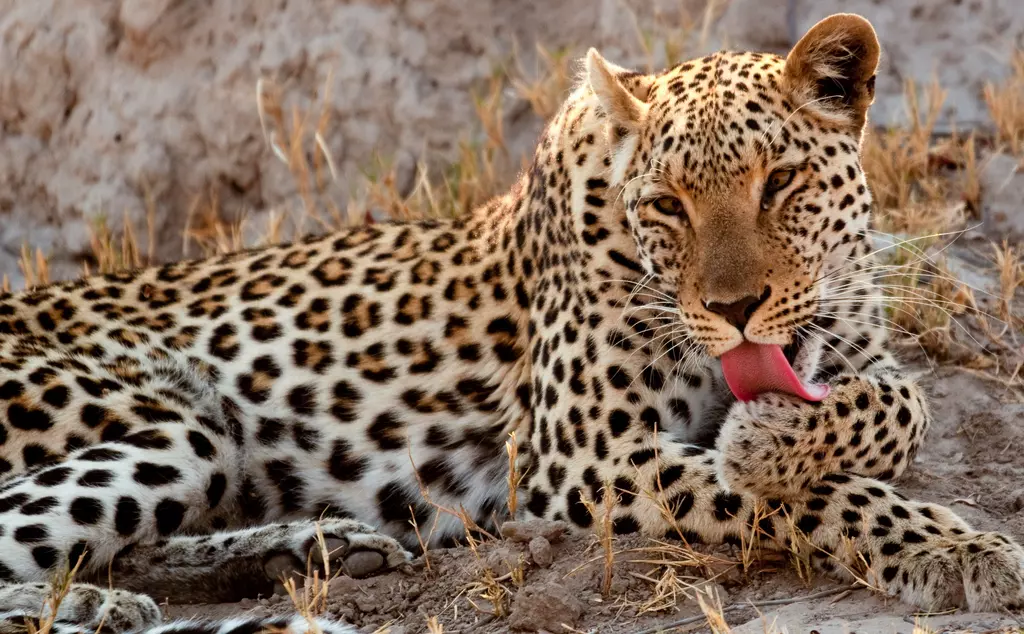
(0, 13, 1022, 634)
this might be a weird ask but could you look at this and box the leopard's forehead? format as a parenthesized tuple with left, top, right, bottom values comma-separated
(640, 51, 854, 194)
(652, 51, 786, 103)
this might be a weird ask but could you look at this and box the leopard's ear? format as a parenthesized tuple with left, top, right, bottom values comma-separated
(586, 49, 651, 184)
(784, 13, 880, 132)
(586, 48, 649, 132)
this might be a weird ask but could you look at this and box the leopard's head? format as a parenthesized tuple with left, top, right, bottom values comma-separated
(589, 14, 880, 358)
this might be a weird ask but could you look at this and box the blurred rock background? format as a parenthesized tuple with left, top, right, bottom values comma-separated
(0, 0, 1021, 286)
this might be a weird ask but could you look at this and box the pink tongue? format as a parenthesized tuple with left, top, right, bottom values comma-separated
(720, 342, 830, 403)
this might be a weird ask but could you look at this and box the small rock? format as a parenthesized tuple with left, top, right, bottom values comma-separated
(354, 594, 377, 614)
(482, 544, 521, 577)
(528, 536, 553, 568)
(327, 575, 362, 601)
(1011, 490, 1024, 513)
(404, 584, 423, 600)
(508, 583, 584, 632)
(501, 519, 569, 544)
(334, 606, 356, 622)
(609, 574, 631, 595)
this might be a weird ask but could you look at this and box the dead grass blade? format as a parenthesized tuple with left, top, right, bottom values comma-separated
(984, 50, 1024, 156)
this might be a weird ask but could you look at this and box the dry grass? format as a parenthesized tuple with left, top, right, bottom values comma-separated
(23, 557, 87, 634)
(984, 51, 1024, 156)
(509, 43, 573, 120)
(463, 555, 528, 619)
(504, 431, 525, 520)
(695, 588, 734, 634)
(624, 540, 740, 617)
(993, 240, 1024, 333)
(858, 64, 1024, 361)
(277, 521, 343, 632)
(630, 0, 726, 72)
(409, 505, 434, 576)
(424, 615, 444, 633)
(256, 72, 343, 225)
(408, 447, 495, 556)
(14, 246, 49, 290)
(580, 483, 620, 599)
(85, 211, 154, 276)
(862, 79, 965, 235)
(881, 253, 972, 360)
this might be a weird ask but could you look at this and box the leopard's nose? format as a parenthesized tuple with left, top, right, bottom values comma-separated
(704, 287, 770, 331)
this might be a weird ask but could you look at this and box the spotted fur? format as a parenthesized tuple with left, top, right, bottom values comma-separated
(0, 13, 1022, 633)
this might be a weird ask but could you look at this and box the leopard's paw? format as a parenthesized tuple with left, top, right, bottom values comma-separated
(262, 519, 413, 588)
(885, 532, 1024, 612)
(884, 546, 965, 611)
(0, 583, 162, 633)
(958, 532, 1024, 612)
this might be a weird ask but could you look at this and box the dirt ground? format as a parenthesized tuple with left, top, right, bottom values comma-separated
(154, 236, 1024, 634)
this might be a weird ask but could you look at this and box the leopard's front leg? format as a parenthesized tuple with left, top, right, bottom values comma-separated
(713, 367, 1024, 611)
(718, 364, 928, 501)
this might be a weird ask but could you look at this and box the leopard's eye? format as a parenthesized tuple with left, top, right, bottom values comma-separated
(652, 197, 684, 216)
(761, 168, 796, 210)
(765, 169, 795, 194)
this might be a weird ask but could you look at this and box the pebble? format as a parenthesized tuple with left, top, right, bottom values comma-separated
(405, 584, 423, 600)
(508, 583, 584, 632)
(1011, 490, 1024, 513)
(528, 535, 553, 567)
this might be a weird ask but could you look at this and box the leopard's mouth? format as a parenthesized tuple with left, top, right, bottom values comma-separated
(783, 324, 814, 366)
(783, 341, 800, 365)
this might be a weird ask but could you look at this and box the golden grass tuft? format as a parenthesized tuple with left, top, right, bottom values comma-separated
(578, 483, 619, 599)
(277, 521, 342, 632)
(256, 71, 343, 225)
(424, 615, 444, 634)
(993, 240, 1024, 332)
(984, 50, 1024, 156)
(510, 43, 574, 120)
(862, 78, 961, 235)
(16, 245, 50, 290)
(504, 431, 524, 520)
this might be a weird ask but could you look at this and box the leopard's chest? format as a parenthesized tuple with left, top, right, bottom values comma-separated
(530, 290, 731, 449)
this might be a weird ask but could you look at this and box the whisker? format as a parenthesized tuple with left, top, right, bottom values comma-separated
(823, 294, 991, 350)
(824, 283, 1002, 325)
(813, 226, 977, 287)
(823, 265, 998, 302)
(814, 310, 918, 339)
(814, 310, 937, 366)
(804, 328, 859, 374)
(807, 321, 874, 364)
